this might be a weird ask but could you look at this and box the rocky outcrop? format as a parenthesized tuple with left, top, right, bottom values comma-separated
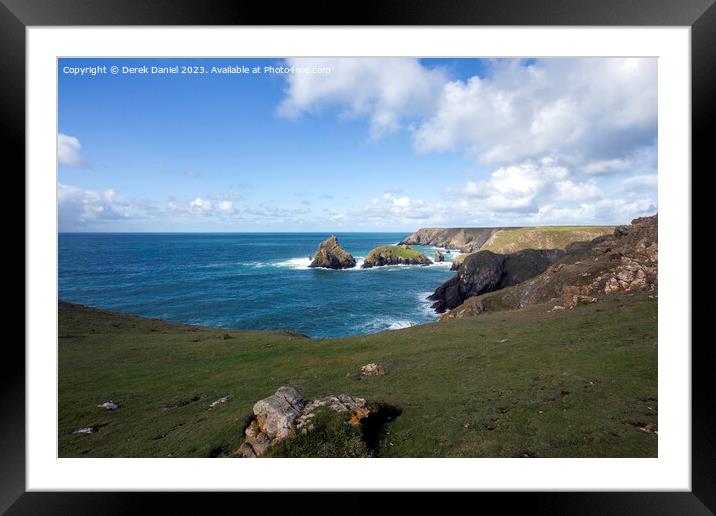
(439, 214, 658, 320)
(356, 363, 385, 379)
(235, 387, 378, 458)
(401, 226, 613, 254)
(362, 245, 432, 268)
(434, 250, 444, 262)
(428, 249, 563, 313)
(400, 227, 505, 253)
(308, 236, 356, 269)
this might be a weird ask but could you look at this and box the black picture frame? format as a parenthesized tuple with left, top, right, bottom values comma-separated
(5, 0, 707, 513)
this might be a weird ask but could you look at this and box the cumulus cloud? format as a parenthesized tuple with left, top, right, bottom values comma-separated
(58, 183, 138, 230)
(277, 58, 448, 137)
(413, 59, 657, 166)
(189, 197, 213, 214)
(275, 57, 657, 225)
(58, 133, 88, 167)
(360, 192, 445, 226)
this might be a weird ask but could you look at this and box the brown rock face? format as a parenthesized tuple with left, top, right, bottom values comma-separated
(428, 249, 562, 313)
(439, 214, 658, 320)
(308, 236, 356, 269)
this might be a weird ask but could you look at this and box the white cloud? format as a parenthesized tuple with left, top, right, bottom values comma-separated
(621, 174, 658, 194)
(189, 197, 212, 214)
(277, 58, 447, 137)
(581, 159, 632, 175)
(457, 160, 570, 213)
(218, 200, 234, 213)
(58, 183, 139, 230)
(361, 192, 443, 225)
(58, 133, 88, 167)
(413, 59, 657, 166)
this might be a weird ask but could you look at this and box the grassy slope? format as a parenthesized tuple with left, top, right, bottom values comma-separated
(59, 292, 657, 458)
(482, 226, 613, 254)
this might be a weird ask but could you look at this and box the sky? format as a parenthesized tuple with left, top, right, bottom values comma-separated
(58, 57, 657, 232)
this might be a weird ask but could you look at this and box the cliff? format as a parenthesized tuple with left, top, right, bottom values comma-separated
(440, 215, 658, 320)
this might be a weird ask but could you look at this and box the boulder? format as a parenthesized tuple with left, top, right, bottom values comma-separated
(434, 250, 444, 262)
(308, 236, 356, 269)
(362, 245, 432, 268)
(236, 387, 380, 458)
(357, 363, 385, 379)
(252, 386, 306, 441)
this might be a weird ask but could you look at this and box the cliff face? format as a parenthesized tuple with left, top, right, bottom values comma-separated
(439, 215, 658, 320)
(428, 249, 563, 313)
(399, 228, 506, 252)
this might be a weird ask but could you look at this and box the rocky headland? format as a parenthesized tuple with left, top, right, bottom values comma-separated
(401, 225, 613, 255)
(362, 245, 432, 269)
(308, 235, 356, 269)
(428, 248, 564, 313)
(438, 214, 658, 320)
(400, 227, 506, 253)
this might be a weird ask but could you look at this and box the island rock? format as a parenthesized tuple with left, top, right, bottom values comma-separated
(308, 236, 356, 269)
(362, 245, 432, 269)
(434, 250, 445, 262)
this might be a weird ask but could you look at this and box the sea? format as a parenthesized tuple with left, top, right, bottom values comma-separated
(58, 233, 460, 338)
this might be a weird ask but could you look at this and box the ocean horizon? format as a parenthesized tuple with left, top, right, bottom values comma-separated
(58, 232, 459, 338)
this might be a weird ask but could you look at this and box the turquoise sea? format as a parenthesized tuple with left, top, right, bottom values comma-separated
(58, 233, 459, 338)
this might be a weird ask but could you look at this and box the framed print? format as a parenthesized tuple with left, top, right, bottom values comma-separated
(6, 0, 709, 513)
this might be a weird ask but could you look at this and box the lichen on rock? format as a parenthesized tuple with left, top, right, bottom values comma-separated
(235, 387, 380, 458)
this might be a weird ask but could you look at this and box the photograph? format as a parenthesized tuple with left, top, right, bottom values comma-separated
(57, 56, 658, 459)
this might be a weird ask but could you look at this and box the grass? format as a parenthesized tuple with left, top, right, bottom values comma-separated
(367, 245, 427, 259)
(482, 226, 614, 254)
(266, 407, 371, 458)
(58, 290, 657, 458)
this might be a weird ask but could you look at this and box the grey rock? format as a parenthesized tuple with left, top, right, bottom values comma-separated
(253, 386, 306, 440)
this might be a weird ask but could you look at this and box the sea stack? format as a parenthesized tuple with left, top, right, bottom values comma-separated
(434, 250, 445, 262)
(362, 245, 432, 269)
(308, 236, 356, 269)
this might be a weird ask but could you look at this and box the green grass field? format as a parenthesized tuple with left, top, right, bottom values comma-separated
(482, 226, 614, 254)
(58, 290, 657, 458)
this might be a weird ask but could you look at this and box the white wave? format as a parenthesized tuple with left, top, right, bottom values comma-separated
(273, 257, 312, 269)
(416, 291, 439, 318)
(388, 320, 413, 330)
(244, 261, 271, 268)
(364, 317, 414, 332)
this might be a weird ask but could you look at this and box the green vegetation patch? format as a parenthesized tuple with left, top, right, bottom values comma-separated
(483, 226, 614, 254)
(368, 245, 425, 259)
(266, 407, 371, 458)
(59, 290, 657, 458)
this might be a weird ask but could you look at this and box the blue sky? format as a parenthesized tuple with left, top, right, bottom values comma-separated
(58, 57, 657, 232)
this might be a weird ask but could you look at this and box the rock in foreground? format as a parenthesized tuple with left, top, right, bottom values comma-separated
(235, 387, 379, 458)
(362, 245, 432, 268)
(308, 236, 356, 269)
